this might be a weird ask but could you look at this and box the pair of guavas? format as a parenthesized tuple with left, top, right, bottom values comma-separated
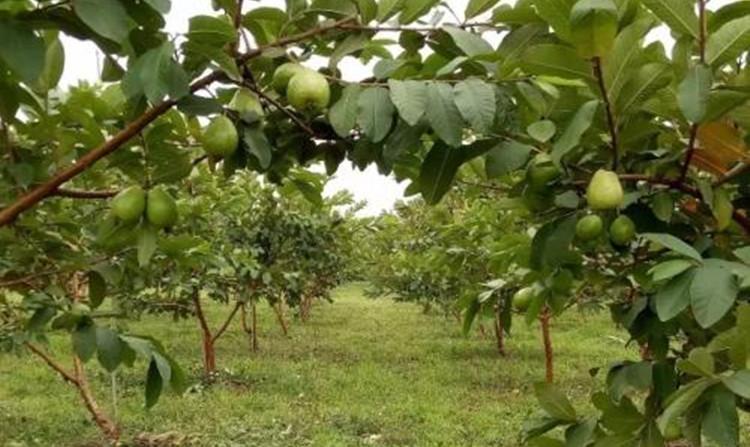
(111, 186, 177, 228)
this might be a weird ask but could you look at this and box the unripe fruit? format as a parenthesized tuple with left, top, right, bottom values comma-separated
(146, 187, 178, 229)
(576, 214, 604, 241)
(229, 88, 264, 119)
(527, 153, 561, 191)
(586, 169, 624, 210)
(662, 420, 682, 441)
(202, 115, 239, 158)
(272, 63, 308, 93)
(111, 186, 146, 223)
(287, 70, 331, 113)
(71, 303, 91, 316)
(610, 215, 636, 246)
(513, 287, 535, 312)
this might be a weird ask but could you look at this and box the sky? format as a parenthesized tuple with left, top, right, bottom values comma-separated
(58, 0, 733, 215)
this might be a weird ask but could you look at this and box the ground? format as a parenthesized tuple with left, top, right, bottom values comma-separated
(0, 283, 637, 446)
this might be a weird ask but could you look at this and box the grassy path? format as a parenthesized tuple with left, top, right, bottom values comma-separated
(1, 284, 634, 446)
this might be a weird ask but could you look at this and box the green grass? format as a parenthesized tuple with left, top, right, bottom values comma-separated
(0, 283, 637, 446)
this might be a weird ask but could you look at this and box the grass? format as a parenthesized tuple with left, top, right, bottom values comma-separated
(0, 283, 638, 446)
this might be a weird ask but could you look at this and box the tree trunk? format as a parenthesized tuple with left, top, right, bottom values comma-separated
(192, 291, 216, 375)
(273, 296, 289, 336)
(241, 303, 259, 353)
(494, 305, 506, 357)
(540, 307, 554, 383)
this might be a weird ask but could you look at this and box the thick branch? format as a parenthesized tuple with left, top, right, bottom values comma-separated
(53, 188, 118, 199)
(0, 16, 356, 227)
(25, 342, 79, 386)
(211, 302, 242, 344)
(591, 57, 619, 170)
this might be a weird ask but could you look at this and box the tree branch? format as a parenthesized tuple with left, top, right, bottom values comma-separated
(0, 16, 356, 227)
(25, 342, 79, 386)
(53, 188, 118, 199)
(591, 56, 619, 171)
(211, 302, 242, 344)
(242, 81, 317, 138)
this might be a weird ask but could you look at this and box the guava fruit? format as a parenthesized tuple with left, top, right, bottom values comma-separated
(272, 62, 308, 93)
(287, 70, 331, 113)
(662, 420, 683, 441)
(146, 187, 178, 229)
(526, 153, 561, 191)
(202, 115, 239, 158)
(111, 186, 146, 223)
(610, 215, 636, 246)
(513, 287, 535, 312)
(229, 88, 264, 119)
(576, 214, 604, 241)
(586, 169, 624, 210)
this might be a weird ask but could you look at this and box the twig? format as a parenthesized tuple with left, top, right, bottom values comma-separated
(53, 188, 118, 199)
(211, 302, 242, 344)
(591, 56, 619, 170)
(243, 82, 317, 138)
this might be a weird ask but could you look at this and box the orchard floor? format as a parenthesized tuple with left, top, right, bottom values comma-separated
(1, 283, 638, 447)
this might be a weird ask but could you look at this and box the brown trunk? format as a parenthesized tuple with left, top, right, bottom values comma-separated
(478, 322, 488, 339)
(192, 291, 216, 375)
(241, 303, 259, 353)
(273, 296, 289, 336)
(540, 307, 554, 383)
(494, 305, 506, 357)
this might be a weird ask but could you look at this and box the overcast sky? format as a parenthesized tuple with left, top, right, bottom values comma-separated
(58, 0, 732, 215)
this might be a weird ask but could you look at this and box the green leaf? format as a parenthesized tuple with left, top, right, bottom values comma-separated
(521, 44, 593, 80)
(122, 42, 190, 104)
(485, 141, 533, 178)
(329, 33, 369, 69)
(690, 259, 739, 328)
(649, 259, 694, 282)
(701, 387, 738, 447)
(32, 35, 65, 93)
(527, 120, 556, 143)
(533, 0, 575, 42)
(95, 327, 123, 372)
(187, 15, 236, 46)
(453, 79, 496, 134)
(87, 271, 107, 309)
(328, 85, 361, 137)
(243, 126, 273, 169)
(713, 187, 734, 231)
(73, 0, 132, 43)
(677, 64, 712, 123)
(677, 347, 715, 377)
(145, 359, 163, 408)
(641, 233, 703, 262)
(641, 0, 699, 38)
(419, 141, 488, 204)
(399, 0, 439, 24)
(425, 83, 464, 147)
(534, 382, 577, 422)
(657, 377, 717, 434)
(722, 370, 750, 399)
(706, 16, 750, 68)
(531, 214, 577, 271)
(462, 299, 481, 335)
(137, 224, 158, 267)
(73, 322, 97, 362)
(565, 418, 597, 447)
(552, 100, 598, 162)
(388, 80, 428, 126)
(615, 63, 672, 116)
(357, 87, 395, 143)
(0, 20, 46, 83)
(466, 0, 500, 19)
(377, 0, 404, 22)
(652, 192, 674, 222)
(654, 269, 694, 322)
(604, 18, 654, 108)
(443, 26, 494, 57)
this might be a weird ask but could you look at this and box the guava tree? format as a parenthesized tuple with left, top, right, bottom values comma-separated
(1, 0, 750, 444)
